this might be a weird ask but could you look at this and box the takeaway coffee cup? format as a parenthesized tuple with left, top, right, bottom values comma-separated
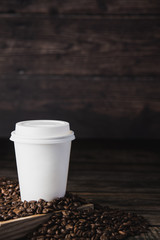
(10, 120, 75, 201)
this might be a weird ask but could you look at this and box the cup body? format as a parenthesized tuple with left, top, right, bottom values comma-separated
(10, 120, 75, 201)
(14, 141, 71, 201)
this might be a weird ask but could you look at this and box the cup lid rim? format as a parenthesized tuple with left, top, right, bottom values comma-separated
(10, 130, 75, 144)
(16, 120, 69, 128)
(12, 120, 73, 138)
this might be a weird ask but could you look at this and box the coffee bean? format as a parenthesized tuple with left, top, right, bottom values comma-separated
(24, 201, 29, 209)
(25, 207, 32, 213)
(79, 218, 86, 223)
(13, 208, 21, 215)
(46, 201, 53, 207)
(65, 223, 73, 230)
(119, 230, 126, 235)
(0, 178, 149, 239)
(19, 206, 25, 211)
(42, 208, 52, 214)
(62, 210, 68, 216)
(36, 207, 42, 214)
(0, 205, 6, 210)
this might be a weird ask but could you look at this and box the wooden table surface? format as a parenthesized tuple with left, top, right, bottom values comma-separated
(0, 139, 160, 239)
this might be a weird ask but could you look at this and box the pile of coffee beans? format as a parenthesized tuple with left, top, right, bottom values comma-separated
(0, 178, 149, 240)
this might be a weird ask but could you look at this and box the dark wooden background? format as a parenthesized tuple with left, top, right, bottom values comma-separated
(0, 0, 160, 138)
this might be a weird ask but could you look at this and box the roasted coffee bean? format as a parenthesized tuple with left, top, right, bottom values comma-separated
(0, 178, 149, 240)
(24, 201, 29, 209)
(0, 205, 6, 210)
(19, 206, 25, 211)
(65, 223, 73, 230)
(42, 208, 52, 214)
(36, 207, 42, 214)
(26, 208, 34, 213)
(46, 201, 53, 207)
(13, 208, 21, 215)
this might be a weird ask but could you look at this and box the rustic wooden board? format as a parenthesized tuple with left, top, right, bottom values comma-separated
(68, 141, 160, 194)
(128, 227, 160, 240)
(0, 16, 159, 76)
(73, 192, 160, 210)
(0, 214, 52, 240)
(0, 76, 160, 115)
(0, 140, 160, 239)
(67, 171, 160, 193)
(0, 75, 160, 138)
(0, 0, 159, 14)
(0, 2, 159, 141)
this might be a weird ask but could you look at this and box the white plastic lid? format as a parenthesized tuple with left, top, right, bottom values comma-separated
(10, 120, 75, 144)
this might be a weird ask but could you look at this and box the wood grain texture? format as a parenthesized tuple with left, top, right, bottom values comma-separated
(0, 75, 160, 138)
(0, 214, 52, 240)
(0, 205, 93, 240)
(0, 16, 159, 76)
(68, 140, 160, 196)
(0, 0, 159, 14)
(0, 139, 160, 230)
(1, 141, 160, 240)
(0, 4, 159, 140)
(128, 227, 160, 240)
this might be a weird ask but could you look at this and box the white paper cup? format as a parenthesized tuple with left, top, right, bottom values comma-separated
(10, 120, 75, 201)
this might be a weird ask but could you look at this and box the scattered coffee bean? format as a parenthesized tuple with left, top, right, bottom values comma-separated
(0, 177, 149, 239)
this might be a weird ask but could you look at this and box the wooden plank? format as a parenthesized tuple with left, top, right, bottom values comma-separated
(0, 76, 160, 115)
(70, 163, 160, 173)
(0, 168, 160, 194)
(0, 214, 52, 240)
(69, 141, 160, 193)
(0, 139, 160, 237)
(0, 140, 160, 194)
(72, 192, 160, 211)
(1, 158, 160, 193)
(71, 146, 160, 165)
(67, 169, 160, 192)
(0, 75, 160, 138)
(0, 0, 159, 14)
(0, 16, 159, 76)
(128, 227, 160, 240)
(72, 193, 160, 226)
